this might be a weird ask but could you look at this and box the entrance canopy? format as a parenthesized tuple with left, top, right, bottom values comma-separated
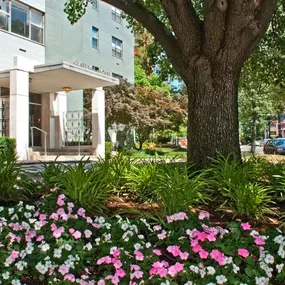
(0, 61, 119, 93)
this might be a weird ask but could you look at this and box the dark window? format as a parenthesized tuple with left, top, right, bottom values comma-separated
(92, 26, 98, 48)
(112, 73, 123, 80)
(92, 0, 98, 10)
(112, 37, 122, 58)
(0, 0, 9, 31)
(31, 9, 43, 43)
(111, 7, 121, 23)
(11, 2, 29, 38)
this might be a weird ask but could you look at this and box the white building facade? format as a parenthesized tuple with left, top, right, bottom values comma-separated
(0, 0, 134, 159)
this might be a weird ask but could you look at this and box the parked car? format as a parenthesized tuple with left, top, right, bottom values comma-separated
(263, 138, 285, 154)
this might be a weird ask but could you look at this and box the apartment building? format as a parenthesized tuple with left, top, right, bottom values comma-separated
(0, 0, 134, 159)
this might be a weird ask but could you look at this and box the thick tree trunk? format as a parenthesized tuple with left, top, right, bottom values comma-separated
(187, 57, 241, 168)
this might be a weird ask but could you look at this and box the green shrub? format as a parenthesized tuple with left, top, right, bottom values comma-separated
(207, 154, 274, 220)
(47, 159, 112, 214)
(0, 137, 16, 159)
(154, 164, 208, 215)
(124, 162, 160, 202)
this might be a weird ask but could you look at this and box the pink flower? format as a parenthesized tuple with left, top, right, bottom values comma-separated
(73, 230, 82, 239)
(116, 268, 126, 278)
(153, 225, 162, 231)
(10, 250, 19, 260)
(64, 274, 75, 282)
(255, 236, 265, 245)
(238, 248, 249, 258)
(53, 227, 65, 238)
(39, 214, 47, 221)
(50, 213, 59, 220)
(131, 270, 143, 279)
(97, 280, 105, 285)
(97, 256, 112, 265)
(130, 265, 141, 271)
(84, 230, 92, 238)
(58, 264, 69, 275)
(168, 262, 184, 277)
(210, 249, 226, 265)
(112, 249, 121, 258)
(113, 259, 122, 269)
(36, 235, 44, 242)
(69, 228, 75, 234)
(192, 244, 202, 253)
(157, 230, 167, 240)
(241, 222, 251, 230)
(179, 251, 189, 260)
(57, 198, 65, 207)
(77, 208, 86, 217)
(199, 210, 210, 220)
(167, 245, 181, 257)
(134, 251, 144, 261)
(199, 249, 209, 259)
(153, 249, 162, 256)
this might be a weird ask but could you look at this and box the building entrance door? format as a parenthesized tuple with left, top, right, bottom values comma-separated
(29, 93, 42, 146)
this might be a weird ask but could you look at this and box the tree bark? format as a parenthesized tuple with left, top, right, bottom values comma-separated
(187, 57, 241, 168)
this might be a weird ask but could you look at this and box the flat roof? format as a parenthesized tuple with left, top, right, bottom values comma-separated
(0, 61, 119, 93)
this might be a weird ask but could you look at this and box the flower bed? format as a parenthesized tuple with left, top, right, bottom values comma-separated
(0, 193, 284, 285)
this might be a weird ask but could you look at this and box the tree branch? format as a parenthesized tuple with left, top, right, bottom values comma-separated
(101, 0, 186, 78)
(160, 0, 201, 61)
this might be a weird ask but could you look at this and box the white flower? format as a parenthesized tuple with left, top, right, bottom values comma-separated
(276, 263, 284, 273)
(274, 235, 284, 244)
(0, 206, 4, 212)
(24, 212, 32, 218)
(206, 283, 216, 285)
(264, 254, 274, 264)
(121, 223, 129, 231)
(255, 276, 269, 285)
(2, 272, 10, 280)
(8, 208, 14, 215)
(189, 265, 199, 274)
(35, 262, 48, 275)
(53, 248, 62, 258)
(41, 243, 50, 252)
(216, 275, 227, 284)
(15, 261, 27, 271)
(98, 217, 105, 224)
(134, 243, 141, 250)
(233, 264, 240, 273)
(83, 243, 92, 251)
(138, 234, 144, 240)
(64, 244, 72, 251)
(160, 281, 170, 285)
(184, 282, 193, 285)
(250, 230, 259, 237)
(278, 246, 285, 258)
(145, 242, 151, 248)
(11, 279, 21, 285)
(206, 266, 216, 275)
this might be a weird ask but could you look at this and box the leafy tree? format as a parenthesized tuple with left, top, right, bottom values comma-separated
(65, 0, 277, 167)
(105, 80, 187, 150)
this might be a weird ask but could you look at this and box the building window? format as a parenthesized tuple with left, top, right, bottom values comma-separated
(92, 26, 98, 48)
(92, 0, 98, 10)
(0, 1, 44, 44)
(31, 9, 43, 43)
(112, 37, 122, 58)
(112, 73, 123, 80)
(0, 0, 9, 31)
(111, 6, 121, 24)
(11, 2, 29, 38)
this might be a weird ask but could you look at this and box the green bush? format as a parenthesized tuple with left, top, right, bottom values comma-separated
(207, 154, 274, 220)
(46, 159, 112, 214)
(124, 162, 160, 202)
(154, 164, 208, 215)
(0, 137, 16, 159)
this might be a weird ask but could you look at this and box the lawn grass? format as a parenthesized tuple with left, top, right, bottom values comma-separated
(132, 146, 187, 159)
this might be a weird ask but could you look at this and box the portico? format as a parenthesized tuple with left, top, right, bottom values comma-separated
(0, 56, 118, 160)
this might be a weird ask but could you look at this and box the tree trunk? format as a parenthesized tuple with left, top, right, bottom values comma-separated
(250, 107, 257, 154)
(187, 57, 241, 169)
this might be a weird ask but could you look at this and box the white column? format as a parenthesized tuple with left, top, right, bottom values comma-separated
(55, 92, 67, 148)
(9, 56, 34, 160)
(92, 87, 105, 158)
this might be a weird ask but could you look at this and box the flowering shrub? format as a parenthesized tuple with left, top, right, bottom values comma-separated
(0, 193, 284, 285)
